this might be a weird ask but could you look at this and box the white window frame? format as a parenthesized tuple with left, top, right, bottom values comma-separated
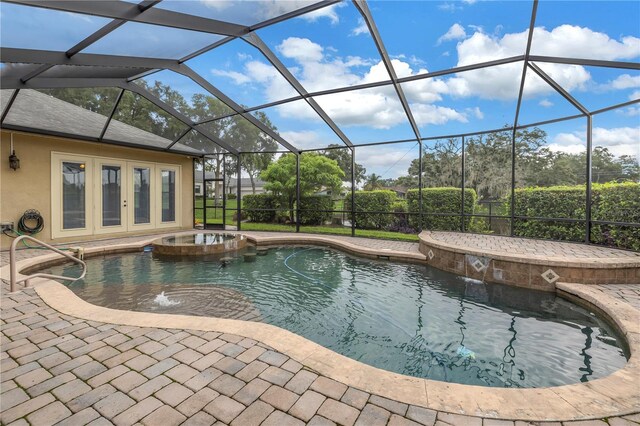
(51, 153, 94, 239)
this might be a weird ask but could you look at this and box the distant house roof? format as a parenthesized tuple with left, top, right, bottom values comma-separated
(383, 185, 409, 194)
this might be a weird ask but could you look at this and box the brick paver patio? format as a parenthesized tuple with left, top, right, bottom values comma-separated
(2, 231, 639, 425)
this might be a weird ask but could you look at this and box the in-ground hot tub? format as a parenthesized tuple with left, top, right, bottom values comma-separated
(152, 233, 247, 256)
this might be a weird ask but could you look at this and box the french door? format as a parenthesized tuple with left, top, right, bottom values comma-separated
(52, 153, 181, 239)
(94, 159, 127, 234)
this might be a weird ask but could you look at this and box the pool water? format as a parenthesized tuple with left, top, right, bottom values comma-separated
(45, 246, 627, 388)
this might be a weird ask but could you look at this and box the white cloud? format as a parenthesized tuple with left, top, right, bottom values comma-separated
(552, 127, 640, 159)
(356, 144, 419, 179)
(438, 3, 460, 12)
(450, 24, 640, 100)
(437, 23, 467, 44)
(629, 90, 640, 101)
(411, 103, 469, 126)
(531, 25, 640, 60)
(467, 106, 484, 119)
(210, 23, 640, 135)
(297, 2, 344, 24)
(619, 106, 640, 116)
(279, 130, 327, 150)
(210, 69, 251, 85)
(351, 17, 369, 36)
(607, 74, 640, 90)
(546, 143, 586, 155)
(277, 37, 324, 63)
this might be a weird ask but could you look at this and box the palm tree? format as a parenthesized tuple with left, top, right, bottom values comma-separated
(364, 173, 383, 191)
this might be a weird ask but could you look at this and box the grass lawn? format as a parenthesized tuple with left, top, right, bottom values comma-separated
(194, 199, 240, 225)
(241, 222, 419, 242)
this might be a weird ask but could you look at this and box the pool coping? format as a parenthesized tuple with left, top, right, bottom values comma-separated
(2, 232, 639, 421)
(419, 231, 640, 269)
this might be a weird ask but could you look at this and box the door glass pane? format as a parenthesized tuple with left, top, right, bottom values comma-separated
(102, 165, 121, 227)
(134, 167, 151, 224)
(162, 170, 176, 222)
(62, 162, 85, 229)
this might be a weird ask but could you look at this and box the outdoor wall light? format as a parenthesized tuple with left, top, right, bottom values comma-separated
(9, 134, 20, 171)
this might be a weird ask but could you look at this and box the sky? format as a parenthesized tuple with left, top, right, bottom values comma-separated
(1, 0, 639, 179)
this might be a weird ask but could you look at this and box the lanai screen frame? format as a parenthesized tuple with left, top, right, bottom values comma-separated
(1, 0, 639, 245)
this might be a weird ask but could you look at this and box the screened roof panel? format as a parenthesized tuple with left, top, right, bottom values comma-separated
(106, 91, 189, 146)
(155, 0, 327, 27)
(84, 21, 224, 59)
(257, 1, 392, 93)
(1, 89, 15, 116)
(356, 141, 420, 181)
(251, 99, 345, 150)
(1, 63, 46, 80)
(518, 69, 583, 126)
(591, 107, 640, 165)
(4, 89, 111, 138)
(532, 1, 640, 62)
(312, 86, 415, 144)
(401, 62, 522, 136)
(138, 70, 238, 122)
(198, 114, 283, 152)
(368, 1, 532, 75)
(1, 0, 638, 159)
(172, 129, 226, 155)
(186, 38, 298, 108)
(0, 3, 111, 51)
(534, 62, 640, 113)
(40, 65, 150, 80)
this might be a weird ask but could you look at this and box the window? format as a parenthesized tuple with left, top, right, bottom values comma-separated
(161, 169, 176, 222)
(133, 167, 151, 224)
(62, 162, 86, 229)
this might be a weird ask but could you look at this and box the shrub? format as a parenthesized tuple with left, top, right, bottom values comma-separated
(510, 185, 586, 242)
(510, 182, 640, 250)
(407, 188, 477, 231)
(227, 193, 237, 200)
(345, 190, 397, 229)
(299, 195, 333, 225)
(243, 194, 278, 222)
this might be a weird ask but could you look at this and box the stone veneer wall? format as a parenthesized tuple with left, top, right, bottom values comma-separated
(419, 239, 640, 292)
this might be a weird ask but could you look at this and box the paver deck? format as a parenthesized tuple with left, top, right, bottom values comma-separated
(1, 231, 639, 425)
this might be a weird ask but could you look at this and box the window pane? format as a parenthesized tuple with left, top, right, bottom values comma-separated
(134, 168, 151, 224)
(102, 165, 121, 227)
(62, 162, 86, 229)
(162, 170, 176, 222)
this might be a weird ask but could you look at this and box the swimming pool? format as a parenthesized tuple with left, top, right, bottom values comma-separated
(44, 244, 627, 388)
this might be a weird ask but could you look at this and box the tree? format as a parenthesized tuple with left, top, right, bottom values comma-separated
(320, 145, 367, 185)
(261, 153, 344, 220)
(231, 112, 278, 194)
(363, 173, 384, 191)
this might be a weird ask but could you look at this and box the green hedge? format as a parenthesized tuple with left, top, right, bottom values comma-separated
(299, 195, 333, 225)
(345, 190, 397, 229)
(511, 185, 585, 242)
(407, 188, 477, 231)
(511, 182, 640, 250)
(243, 194, 278, 223)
